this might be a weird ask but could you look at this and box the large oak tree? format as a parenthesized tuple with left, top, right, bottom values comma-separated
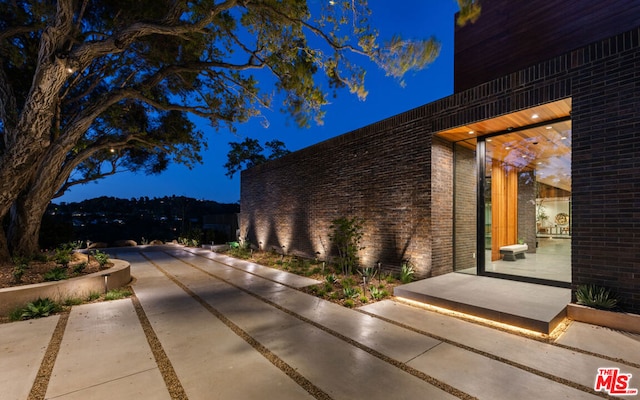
(0, 0, 479, 262)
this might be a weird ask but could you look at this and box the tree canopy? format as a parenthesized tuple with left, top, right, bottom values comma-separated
(0, 0, 480, 260)
(225, 138, 289, 178)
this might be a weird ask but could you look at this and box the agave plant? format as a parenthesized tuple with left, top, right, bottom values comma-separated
(575, 284, 618, 310)
(400, 262, 415, 284)
(19, 298, 61, 320)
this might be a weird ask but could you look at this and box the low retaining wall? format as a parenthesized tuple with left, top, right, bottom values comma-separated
(567, 303, 640, 334)
(0, 259, 131, 316)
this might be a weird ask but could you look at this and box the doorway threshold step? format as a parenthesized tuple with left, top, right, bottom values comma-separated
(394, 273, 571, 334)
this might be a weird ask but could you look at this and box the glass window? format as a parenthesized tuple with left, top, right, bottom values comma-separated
(482, 122, 571, 283)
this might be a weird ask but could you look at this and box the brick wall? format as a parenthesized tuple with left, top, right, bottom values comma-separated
(241, 27, 640, 313)
(453, 144, 477, 270)
(241, 116, 435, 277)
(570, 29, 640, 312)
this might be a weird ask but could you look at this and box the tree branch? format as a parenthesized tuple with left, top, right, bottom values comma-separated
(72, 0, 241, 68)
(0, 25, 41, 43)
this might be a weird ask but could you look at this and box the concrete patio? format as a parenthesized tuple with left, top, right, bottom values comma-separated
(1, 245, 638, 399)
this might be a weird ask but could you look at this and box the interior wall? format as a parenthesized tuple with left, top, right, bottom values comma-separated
(518, 171, 537, 250)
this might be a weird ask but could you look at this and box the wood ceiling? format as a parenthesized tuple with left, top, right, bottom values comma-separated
(437, 98, 572, 192)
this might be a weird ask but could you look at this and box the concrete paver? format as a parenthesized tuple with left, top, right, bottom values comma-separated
(45, 299, 169, 400)
(361, 300, 640, 393)
(0, 316, 59, 400)
(141, 249, 456, 399)
(4, 246, 640, 400)
(178, 250, 443, 364)
(193, 250, 321, 288)
(408, 342, 601, 399)
(556, 321, 640, 365)
(131, 251, 316, 400)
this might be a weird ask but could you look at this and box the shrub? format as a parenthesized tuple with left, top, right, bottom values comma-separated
(344, 299, 355, 308)
(329, 216, 365, 275)
(93, 250, 110, 268)
(384, 273, 396, 284)
(53, 247, 72, 267)
(44, 267, 68, 281)
(576, 284, 618, 310)
(358, 266, 377, 286)
(73, 262, 87, 274)
(61, 241, 83, 251)
(313, 286, 327, 297)
(369, 286, 387, 301)
(228, 241, 252, 259)
(400, 261, 415, 284)
(12, 257, 28, 283)
(342, 286, 359, 299)
(325, 274, 338, 285)
(341, 277, 357, 288)
(12, 298, 61, 321)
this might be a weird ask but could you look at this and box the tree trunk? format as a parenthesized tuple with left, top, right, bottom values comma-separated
(0, 228, 10, 263)
(0, 5, 77, 262)
(6, 128, 81, 258)
(8, 191, 50, 257)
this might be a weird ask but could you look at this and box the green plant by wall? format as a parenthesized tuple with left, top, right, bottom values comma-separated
(64, 297, 84, 306)
(104, 288, 133, 301)
(325, 274, 337, 285)
(228, 241, 252, 259)
(575, 284, 619, 310)
(369, 286, 388, 301)
(400, 261, 415, 284)
(11, 298, 61, 321)
(342, 286, 359, 299)
(329, 216, 365, 276)
(86, 291, 101, 301)
(179, 227, 203, 247)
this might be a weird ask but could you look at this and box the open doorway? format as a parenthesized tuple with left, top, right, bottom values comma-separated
(443, 99, 571, 286)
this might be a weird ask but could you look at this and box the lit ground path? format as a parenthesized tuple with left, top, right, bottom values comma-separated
(2, 245, 639, 399)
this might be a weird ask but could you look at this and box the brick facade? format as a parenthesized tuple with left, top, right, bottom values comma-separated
(241, 27, 640, 313)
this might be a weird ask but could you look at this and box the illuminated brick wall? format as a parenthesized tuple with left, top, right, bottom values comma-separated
(241, 27, 640, 312)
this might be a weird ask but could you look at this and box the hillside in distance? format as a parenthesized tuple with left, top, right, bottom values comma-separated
(43, 196, 240, 249)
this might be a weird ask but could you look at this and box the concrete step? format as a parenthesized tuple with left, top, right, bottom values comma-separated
(394, 273, 571, 334)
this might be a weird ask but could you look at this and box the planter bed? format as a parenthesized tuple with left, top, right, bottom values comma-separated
(567, 303, 640, 334)
(0, 259, 131, 316)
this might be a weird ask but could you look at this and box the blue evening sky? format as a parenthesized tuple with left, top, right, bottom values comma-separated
(57, 1, 460, 205)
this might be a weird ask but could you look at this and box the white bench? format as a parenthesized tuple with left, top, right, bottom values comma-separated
(499, 244, 528, 261)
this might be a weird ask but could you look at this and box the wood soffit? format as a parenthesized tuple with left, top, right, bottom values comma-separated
(437, 98, 572, 192)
